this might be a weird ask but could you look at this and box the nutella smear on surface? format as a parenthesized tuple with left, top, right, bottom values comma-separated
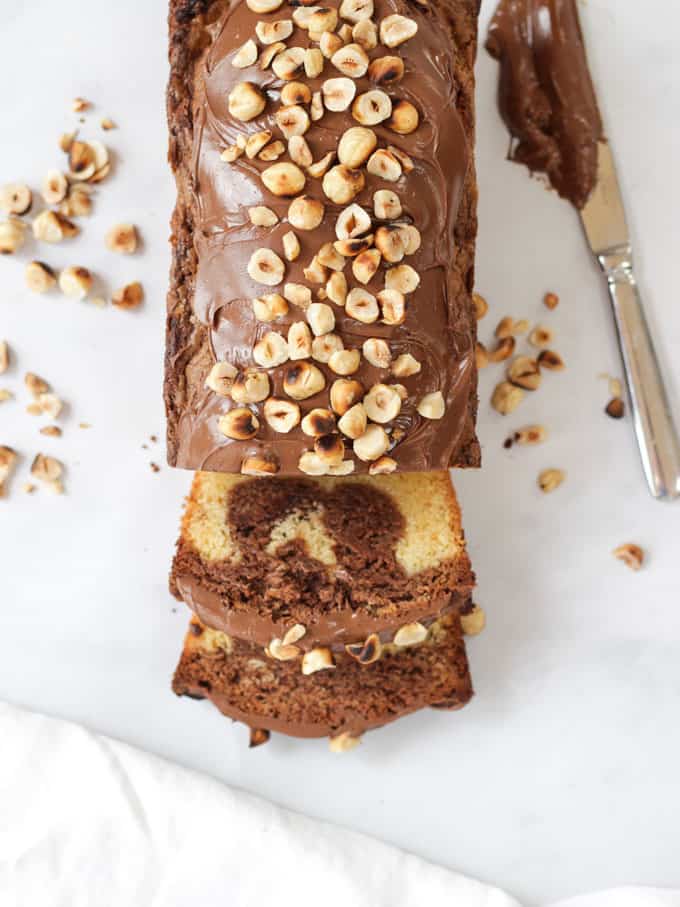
(486, 0, 603, 209)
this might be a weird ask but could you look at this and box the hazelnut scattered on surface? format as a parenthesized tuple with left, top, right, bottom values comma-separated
(25, 261, 57, 294)
(1, 183, 32, 216)
(59, 266, 93, 301)
(491, 381, 524, 415)
(106, 223, 138, 254)
(605, 397, 625, 419)
(112, 281, 144, 310)
(612, 543, 644, 571)
(0, 218, 27, 254)
(393, 621, 428, 647)
(543, 291, 559, 310)
(537, 468, 565, 493)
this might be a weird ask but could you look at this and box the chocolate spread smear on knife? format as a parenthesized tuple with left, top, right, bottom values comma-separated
(486, 0, 603, 209)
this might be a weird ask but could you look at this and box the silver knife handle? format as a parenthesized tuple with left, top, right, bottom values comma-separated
(598, 245, 680, 501)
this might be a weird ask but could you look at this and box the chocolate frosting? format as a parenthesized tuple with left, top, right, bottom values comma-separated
(171, 0, 479, 475)
(486, 0, 603, 209)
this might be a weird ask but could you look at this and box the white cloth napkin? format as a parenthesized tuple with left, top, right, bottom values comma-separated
(0, 702, 677, 907)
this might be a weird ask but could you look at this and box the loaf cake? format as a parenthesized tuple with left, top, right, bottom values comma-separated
(165, 0, 481, 477)
(173, 612, 473, 743)
(171, 470, 475, 650)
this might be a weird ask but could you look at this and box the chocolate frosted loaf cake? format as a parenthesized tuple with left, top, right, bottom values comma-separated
(173, 612, 473, 742)
(171, 470, 474, 650)
(165, 0, 481, 477)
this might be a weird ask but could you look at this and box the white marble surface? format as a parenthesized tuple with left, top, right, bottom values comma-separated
(0, 1, 678, 903)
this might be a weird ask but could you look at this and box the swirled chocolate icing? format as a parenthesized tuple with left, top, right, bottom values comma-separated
(167, 0, 480, 475)
(486, 0, 603, 209)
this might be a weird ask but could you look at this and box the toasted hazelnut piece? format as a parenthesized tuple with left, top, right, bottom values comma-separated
(247, 0, 283, 12)
(36, 393, 63, 420)
(334, 235, 373, 258)
(362, 338, 391, 369)
(340, 0, 373, 21)
(0, 217, 23, 250)
(297, 51, 321, 82)
(301, 646, 335, 675)
(337, 402, 368, 439)
(282, 624, 307, 647)
(242, 454, 279, 477)
(460, 604, 486, 637)
(387, 99, 419, 135)
(380, 14, 418, 47)
(354, 423, 389, 461)
(345, 632, 381, 664)
(543, 291, 559, 309)
(42, 170, 68, 206)
(249, 206, 279, 228)
(317, 242, 345, 272)
(393, 622, 427, 648)
(510, 425, 548, 447)
(0, 341, 8, 375)
(494, 316, 515, 339)
(307, 151, 335, 179)
(537, 349, 565, 371)
(329, 348, 361, 376)
(491, 381, 524, 414)
(375, 225, 406, 263)
(368, 55, 405, 87)
(32, 210, 78, 243)
(337, 127, 377, 169)
(514, 318, 531, 335)
(105, 223, 138, 255)
(351, 18, 377, 49)
(0, 446, 17, 495)
(303, 256, 329, 284)
(507, 355, 541, 391)
(417, 391, 445, 420)
(345, 287, 379, 324)
(391, 384, 407, 403)
(228, 82, 267, 122)
(25, 372, 49, 398)
(25, 261, 57, 293)
(230, 370, 270, 404)
(266, 637, 301, 661)
(472, 291, 488, 319)
(307, 302, 336, 336)
(330, 378, 364, 415)
(288, 195, 324, 230)
(255, 18, 293, 44)
(284, 283, 313, 311)
(31, 454, 64, 492)
(205, 361, 238, 396)
(59, 266, 93, 300)
(373, 189, 402, 220)
(219, 407, 260, 441)
(327, 459, 356, 476)
(391, 352, 421, 377)
(68, 141, 96, 180)
(323, 165, 365, 205)
(253, 331, 290, 367)
(352, 90, 392, 126)
(612, 543, 644, 571)
(72, 96, 90, 112)
(276, 107, 310, 143)
(487, 336, 515, 363)
(331, 42, 369, 78)
(378, 288, 406, 325)
(248, 248, 285, 286)
(315, 432, 346, 465)
(400, 225, 421, 256)
(272, 46, 306, 80)
(243, 131, 271, 160)
(60, 186, 92, 218)
(259, 42, 287, 70)
(279, 83, 309, 109)
(312, 333, 344, 363)
(303, 5, 338, 34)
(387, 145, 415, 173)
(321, 272, 346, 308)
(310, 91, 325, 122)
(220, 144, 243, 163)
(385, 264, 419, 294)
(528, 325, 553, 348)
(364, 383, 401, 423)
(301, 408, 337, 437)
(352, 248, 381, 284)
(252, 293, 288, 322)
(475, 343, 488, 369)
(288, 136, 312, 169)
(335, 203, 371, 241)
(319, 31, 343, 60)
(322, 77, 357, 113)
(329, 732, 361, 753)
(297, 451, 329, 475)
(281, 230, 300, 262)
(605, 397, 625, 419)
(367, 455, 397, 477)
(264, 397, 301, 432)
(367, 149, 402, 183)
(0, 183, 32, 216)
(288, 321, 313, 358)
(538, 468, 565, 493)
(232, 38, 258, 68)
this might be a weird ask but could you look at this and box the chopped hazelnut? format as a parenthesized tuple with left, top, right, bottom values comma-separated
(112, 281, 144, 310)
(612, 543, 644, 571)
(106, 223, 138, 254)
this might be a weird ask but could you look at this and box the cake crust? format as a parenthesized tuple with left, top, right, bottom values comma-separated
(165, 0, 481, 476)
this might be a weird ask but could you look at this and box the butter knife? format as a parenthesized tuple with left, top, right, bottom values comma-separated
(580, 140, 680, 501)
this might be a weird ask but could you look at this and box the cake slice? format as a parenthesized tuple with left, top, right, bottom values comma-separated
(172, 613, 473, 744)
(171, 471, 475, 652)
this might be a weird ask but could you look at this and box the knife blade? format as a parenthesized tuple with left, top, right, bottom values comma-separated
(579, 140, 680, 500)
